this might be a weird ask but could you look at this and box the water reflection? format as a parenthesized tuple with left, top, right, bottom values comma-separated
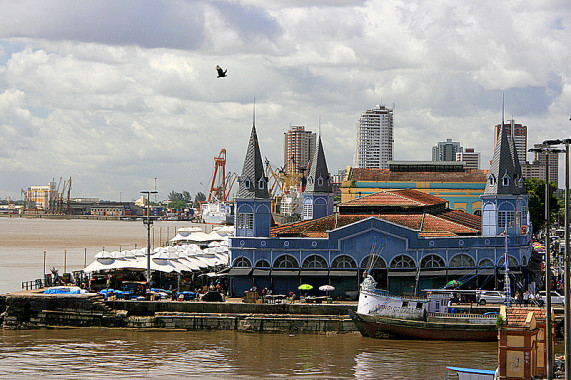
(0, 329, 498, 379)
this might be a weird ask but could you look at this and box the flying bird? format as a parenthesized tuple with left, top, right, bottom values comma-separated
(216, 65, 227, 78)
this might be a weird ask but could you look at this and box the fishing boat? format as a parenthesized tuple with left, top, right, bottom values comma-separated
(350, 274, 499, 341)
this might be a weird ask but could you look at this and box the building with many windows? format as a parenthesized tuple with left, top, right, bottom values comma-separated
(283, 125, 316, 175)
(456, 148, 480, 170)
(494, 119, 527, 166)
(432, 138, 463, 162)
(353, 105, 394, 169)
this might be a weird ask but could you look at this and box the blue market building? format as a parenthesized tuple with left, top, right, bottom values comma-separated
(228, 122, 537, 298)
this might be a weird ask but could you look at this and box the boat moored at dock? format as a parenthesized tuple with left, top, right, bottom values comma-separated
(351, 275, 499, 341)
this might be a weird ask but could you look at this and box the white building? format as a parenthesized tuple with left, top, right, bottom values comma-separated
(433, 138, 463, 161)
(456, 148, 480, 170)
(353, 105, 394, 169)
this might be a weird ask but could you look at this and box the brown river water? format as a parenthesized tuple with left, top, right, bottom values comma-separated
(0, 217, 504, 378)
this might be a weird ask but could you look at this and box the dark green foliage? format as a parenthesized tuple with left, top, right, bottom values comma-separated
(525, 178, 561, 232)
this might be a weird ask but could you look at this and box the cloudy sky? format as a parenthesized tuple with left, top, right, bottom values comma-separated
(0, 0, 569, 202)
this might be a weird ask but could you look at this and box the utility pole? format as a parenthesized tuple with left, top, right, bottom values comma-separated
(530, 145, 564, 380)
(543, 137, 571, 379)
(141, 190, 157, 288)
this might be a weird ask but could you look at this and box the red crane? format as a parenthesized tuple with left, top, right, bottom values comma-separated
(207, 149, 228, 202)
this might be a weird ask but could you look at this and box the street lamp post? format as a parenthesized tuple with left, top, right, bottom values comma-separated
(141, 190, 158, 288)
(529, 145, 564, 379)
(543, 138, 571, 379)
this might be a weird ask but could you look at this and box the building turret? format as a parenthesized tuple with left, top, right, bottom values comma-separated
(234, 122, 271, 237)
(302, 136, 334, 220)
(481, 124, 529, 236)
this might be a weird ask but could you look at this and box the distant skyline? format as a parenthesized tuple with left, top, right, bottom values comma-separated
(0, 1, 569, 201)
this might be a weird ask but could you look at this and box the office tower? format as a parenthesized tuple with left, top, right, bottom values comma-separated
(533, 144, 559, 187)
(353, 104, 394, 169)
(494, 119, 527, 165)
(456, 148, 480, 170)
(283, 125, 316, 174)
(432, 139, 463, 161)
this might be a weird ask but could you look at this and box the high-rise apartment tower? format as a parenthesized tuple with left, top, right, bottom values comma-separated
(283, 125, 316, 175)
(353, 105, 394, 169)
(432, 139, 463, 161)
(494, 119, 527, 165)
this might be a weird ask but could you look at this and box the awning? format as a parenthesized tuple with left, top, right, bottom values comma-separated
(447, 269, 476, 275)
(271, 270, 299, 276)
(388, 271, 417, 277)
(299, 270, 329, 277)
(328, 270, 358, 277)
(228, 267, 252, 276)
(499, 270, 523, 275)
(418, 270, 447, 276)
(477, 269, 496, 275)
(252, 269, 271, 276)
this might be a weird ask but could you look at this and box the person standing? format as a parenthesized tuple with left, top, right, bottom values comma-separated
(523, 290, 529, 306)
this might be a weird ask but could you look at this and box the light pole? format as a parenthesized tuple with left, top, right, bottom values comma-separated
(543, 138, 571, 379)
(141, 190, 158, 288)
(530, 145, 565, 379)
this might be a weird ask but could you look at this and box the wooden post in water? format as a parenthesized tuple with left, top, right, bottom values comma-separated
(64, 250, 67, 274)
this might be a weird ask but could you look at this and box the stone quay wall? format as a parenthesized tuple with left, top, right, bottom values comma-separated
(0, 293, 357, 334)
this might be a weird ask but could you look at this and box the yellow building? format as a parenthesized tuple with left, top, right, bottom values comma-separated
(341, 162, 488, 215)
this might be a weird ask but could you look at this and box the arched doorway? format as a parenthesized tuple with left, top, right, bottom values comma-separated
(360, 255, 387, 289)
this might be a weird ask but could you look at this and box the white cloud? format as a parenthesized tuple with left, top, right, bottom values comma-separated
(0, 0, 569, 200)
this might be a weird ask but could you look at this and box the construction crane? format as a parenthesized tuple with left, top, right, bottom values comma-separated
(207, 149, 237, 203)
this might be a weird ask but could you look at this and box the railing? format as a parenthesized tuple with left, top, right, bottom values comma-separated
(428, 312, 497, 319)
(21, 279, 43, 291)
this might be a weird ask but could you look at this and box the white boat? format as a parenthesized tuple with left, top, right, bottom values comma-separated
(201, 201, 234, 225)
(351, 275, 498, 341)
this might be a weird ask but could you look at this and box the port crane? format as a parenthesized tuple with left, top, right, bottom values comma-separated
(206, 149, 237, 203)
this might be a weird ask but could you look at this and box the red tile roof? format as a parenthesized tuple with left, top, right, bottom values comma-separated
(349, 168, 488, 183)
(271, 212, 480, 238)
(506, 307, 546, 327)
(341, 189, 447, 207)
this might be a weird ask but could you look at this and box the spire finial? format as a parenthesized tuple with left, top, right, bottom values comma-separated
(253, 97, 256, 128)
(502, 92, 505, 126)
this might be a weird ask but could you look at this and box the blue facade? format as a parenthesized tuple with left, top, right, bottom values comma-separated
(302, 192, 334, 220)
(229, 216, 532, 297)
(234, 198, 272, 237)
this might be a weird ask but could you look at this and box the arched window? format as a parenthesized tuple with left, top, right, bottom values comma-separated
(317, 176, 324, 186)
(449, 254, 475, 268)
(391, 255, 415, 268)
(255, 259, 270, 268)
(502, 174, 510, 186)
(244, 177, 251, 189)
(488, 174, 496, 186)
(307, 176, 314, 185)
(420, 254, 445, 268)
(497, 256, 518, 267)
(258, 178, 265, 189)
(478, 258, 494, 268)
(233, 257, 252, 267)
(474, 210, 482, 216)
(331, 255, 357, 269)
(360, 255, 386, 269)
(302, 255, 327, 268)
(274, 254, 299, 268)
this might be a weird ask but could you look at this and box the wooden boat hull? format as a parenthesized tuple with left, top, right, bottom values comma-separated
(350, 312, 498, 341)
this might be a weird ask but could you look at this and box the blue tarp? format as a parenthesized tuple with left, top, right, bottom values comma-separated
(44, 288, 81, 294)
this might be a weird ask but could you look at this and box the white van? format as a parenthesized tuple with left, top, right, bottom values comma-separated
(477, 290, 509, 305)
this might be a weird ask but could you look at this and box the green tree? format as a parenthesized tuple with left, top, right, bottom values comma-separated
(525, 178, 561, 232)
(194, 192, 206, 208)
(182, 191, 192, 203)
(167, 200, 187, 210)
(168, 190, 183, 202)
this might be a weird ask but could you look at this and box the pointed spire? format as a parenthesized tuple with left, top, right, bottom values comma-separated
(305, 136, 332, 193)
(236, 103, 269, 199)
(485, 123, 526, 196)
